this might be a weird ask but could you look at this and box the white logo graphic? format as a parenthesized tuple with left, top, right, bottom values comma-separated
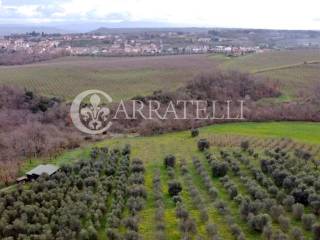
(70, 90, 112, 134)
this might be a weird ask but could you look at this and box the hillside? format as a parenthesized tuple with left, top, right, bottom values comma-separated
(2, 122, 320, 240)
(0, 55, 220, 101)
(0, 49, 319, 103)
(219, 49, 320, 100)
(23, 121, 320, 172)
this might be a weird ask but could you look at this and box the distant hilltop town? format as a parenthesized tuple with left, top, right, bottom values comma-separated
(1, 28, 319, 65)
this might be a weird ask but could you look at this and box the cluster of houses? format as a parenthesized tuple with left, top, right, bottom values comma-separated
(0, 31, 263, 58)
(70, 42, 162, 56)
(210, 46, 262, 56)
(0, 38, 61, 55)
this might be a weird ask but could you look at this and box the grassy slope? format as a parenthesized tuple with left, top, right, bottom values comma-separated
(11, 121, 320, 239)
(23, 121, 320, 171)
(218, 49, 320, 100)
(1, 50, 318, 102)
(201, 122, 320, 145)
(222, 49, 320, 73)
(0, 55, 220, 101)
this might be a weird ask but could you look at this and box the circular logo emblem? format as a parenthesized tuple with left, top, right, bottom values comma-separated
(70, 90, 113, 134)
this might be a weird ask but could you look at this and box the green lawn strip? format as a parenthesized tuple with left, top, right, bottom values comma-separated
(174, 161, 208, 239)
(179, 163, 212, 239)
(187, 161, 235, 239)
(202, 122, 320, 145)
(97, 195, 112, 240)
(118, 208, 130, 236)
(138, 163, 157, 239)
(235, 152, 314, 239)
(253, 62, 306, 74)
(200, 153, 263, 240)
(97, 185, 113, 240)
(88, 166, 117, 239)
(161, 165, 181, 240)
(178, 176, 207, 239)
(16, 122, 320, 179)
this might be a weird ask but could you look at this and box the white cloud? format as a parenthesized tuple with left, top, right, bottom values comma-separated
(15, 5, 39, 17)
(0, 0, 320, 29)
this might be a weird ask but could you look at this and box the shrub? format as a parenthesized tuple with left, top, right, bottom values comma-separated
(272, 170, 289, 187)
(84, 177, 98, 188)
(272, 230, 288, 240)
(127, 197, 143, 214)
(231, 163, 240, 176)
(172, 195, 182, 203)
(228, 186, 238, 200)
(155, 231, 166, 240)
(262, 225, 273, 240)
(199, 208, 209, 223)
(79, 229, 89, 240)
(176, 203, 189, 220)
(197, 139, 210, 151)
(310, 200, 320, 215)
(129, 173, 145, 185)
(131, 159, 145, 173)
(278, 215, 290, 233)
(282, 177, 295, 191)
(230, 224, 241, 236)
(302, 214, 316, 231)
(282, 196, 295, 211)
(124, 230, 140, 240)
(240, 140, 249, 151)
(215, 201, 229, 215)
(168, 181, 182, 197)
(191, 128, 199, 137)
(212, 162, 228, 177)
(128, 185, 147, 199)
(155, 208, 164, 221)
(268, 186, 278, 197)
(167, 167, 175, 179)
(269, 205, 284, 222)
(260, 159, 270, 173)
(208, 187, 218, 200)
(123, 217, 139, 231)
(292, 203, 304, 220)
(292, 188, 309, 205)
(248, 214, 270, 232)
(108, 216, 121, 228)
(106, 228, 121, 240)
(122, 144, 131, 155)
(206, 223, 218, 236)
(87, 226, 98, 240)
(295, 149, 312, 161)
(180, 218, 197, 235)
(164, 155, 176, 168)
(155, 222, 165, 231)
(289, 227, 304, 240)
(312, 223, 320, 240)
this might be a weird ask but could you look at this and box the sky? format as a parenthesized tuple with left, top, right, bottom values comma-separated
(0, 0, 320, 30)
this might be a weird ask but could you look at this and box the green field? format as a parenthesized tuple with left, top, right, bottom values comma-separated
(222, 49, 320, 73)
(0, 55, 220, 101)
(22, 121, 320, 172)
(219, 49, 320, 100)
(2, 30, 320, 240)
(1, 50, 319, 102)
(5, 121, 318, 240)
